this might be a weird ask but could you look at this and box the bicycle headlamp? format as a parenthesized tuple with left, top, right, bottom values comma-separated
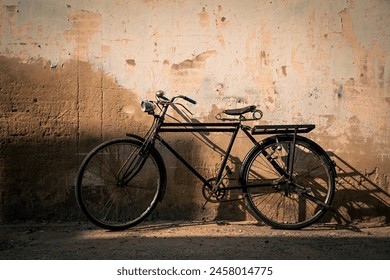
(141, 100, 156, 113)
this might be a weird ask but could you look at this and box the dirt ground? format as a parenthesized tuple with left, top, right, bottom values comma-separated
(0, 220, 389, 260)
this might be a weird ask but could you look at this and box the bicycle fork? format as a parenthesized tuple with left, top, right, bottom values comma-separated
(117, 139, 155, 187)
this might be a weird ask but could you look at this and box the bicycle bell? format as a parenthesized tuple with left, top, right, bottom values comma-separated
(156, 90, 165, 98)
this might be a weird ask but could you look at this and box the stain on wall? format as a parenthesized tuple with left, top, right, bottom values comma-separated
(0, 0, 389, 224)
(65, 9, 102, 61)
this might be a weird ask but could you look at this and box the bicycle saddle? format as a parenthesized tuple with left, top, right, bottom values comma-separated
(223, 105, 257, 116)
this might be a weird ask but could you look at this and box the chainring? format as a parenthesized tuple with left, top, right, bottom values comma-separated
(202, 178, 227, 203)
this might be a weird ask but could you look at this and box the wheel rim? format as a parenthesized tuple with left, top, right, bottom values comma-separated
(77, 140, 162, 229)
(244, 137, 334, 228)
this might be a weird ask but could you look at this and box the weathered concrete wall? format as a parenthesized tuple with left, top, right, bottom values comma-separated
(0, 0, 389, 224)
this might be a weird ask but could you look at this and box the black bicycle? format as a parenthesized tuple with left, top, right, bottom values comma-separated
(75, 90, 336, 230)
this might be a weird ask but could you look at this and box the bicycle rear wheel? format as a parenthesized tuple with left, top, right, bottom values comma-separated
(75, 138, 166, 230)
(241, 135, 335, 229)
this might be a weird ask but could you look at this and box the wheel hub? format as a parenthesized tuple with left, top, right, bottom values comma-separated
(117, 179, 127, 188)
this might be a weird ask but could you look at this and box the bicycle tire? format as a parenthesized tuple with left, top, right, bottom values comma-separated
(241, 135, 335, 229)
(75, 138, 166, 230)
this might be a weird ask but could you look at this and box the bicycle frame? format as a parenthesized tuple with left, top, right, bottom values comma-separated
(137, 93, 316, 195)
(156, 121, 258, 192)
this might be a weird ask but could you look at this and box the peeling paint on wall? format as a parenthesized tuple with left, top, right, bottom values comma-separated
(171, 50, 217, 94)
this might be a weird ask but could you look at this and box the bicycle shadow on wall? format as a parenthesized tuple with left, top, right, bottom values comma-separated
(327, 152, 390, 227)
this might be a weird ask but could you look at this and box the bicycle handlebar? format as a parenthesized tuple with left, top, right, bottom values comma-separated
(174, 95, 197, 105)
(156, 90, 196, 105)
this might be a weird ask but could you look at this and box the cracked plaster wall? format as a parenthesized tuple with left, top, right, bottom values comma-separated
(0, 0, 389, 223)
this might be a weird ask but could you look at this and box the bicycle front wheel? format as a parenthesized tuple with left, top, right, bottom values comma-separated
(241, 135, 335, 229)
(75, 138, 166, 230)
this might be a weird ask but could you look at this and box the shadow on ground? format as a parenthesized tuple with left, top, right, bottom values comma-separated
(0, 221, 389, 260)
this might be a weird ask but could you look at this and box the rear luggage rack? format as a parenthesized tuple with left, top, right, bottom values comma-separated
(252, 124, 315, 135)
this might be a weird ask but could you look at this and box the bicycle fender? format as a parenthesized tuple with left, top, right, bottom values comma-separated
(150, 144, 167, 202)
(126, 132, 146, 142)
(239, 140, 262, 192)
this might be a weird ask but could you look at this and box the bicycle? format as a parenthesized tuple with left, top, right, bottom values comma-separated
(75, 90, 336, 230)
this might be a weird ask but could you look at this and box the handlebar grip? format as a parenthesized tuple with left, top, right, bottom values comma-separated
(183, 96, 197, 105)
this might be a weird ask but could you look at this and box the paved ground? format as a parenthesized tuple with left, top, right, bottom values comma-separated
(0, 221, 389, 260)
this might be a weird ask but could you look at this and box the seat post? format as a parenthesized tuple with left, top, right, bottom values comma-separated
(214, 123, 241, 190)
